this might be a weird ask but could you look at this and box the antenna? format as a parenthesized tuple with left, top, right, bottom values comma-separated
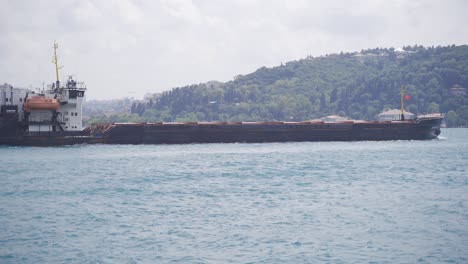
(400, 85, 405, 121)
(52, 41, 63, 89)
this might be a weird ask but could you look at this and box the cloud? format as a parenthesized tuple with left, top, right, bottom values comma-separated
(0, 0, 467, 99)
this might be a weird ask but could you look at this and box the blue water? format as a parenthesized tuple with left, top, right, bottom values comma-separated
(1, 129, 467, 263)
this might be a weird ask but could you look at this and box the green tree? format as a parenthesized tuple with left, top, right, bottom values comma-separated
(457, 105, 468, 126)
(427, 102, 440, 113)
(445, 111, 458, 127)
(86, 45, 468, 124)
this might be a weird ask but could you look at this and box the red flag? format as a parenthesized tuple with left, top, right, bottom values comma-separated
(404, 95, 410, 101)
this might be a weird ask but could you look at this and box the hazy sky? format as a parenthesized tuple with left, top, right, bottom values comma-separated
(1, 0, 467, 99)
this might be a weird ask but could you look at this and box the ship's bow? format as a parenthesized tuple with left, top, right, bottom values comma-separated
(417, 117, 443, 140)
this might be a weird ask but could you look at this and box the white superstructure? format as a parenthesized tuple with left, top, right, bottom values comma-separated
(0, 83, 28, 121)
(0, 42, 86, 133)
(51, 76, 86, 131)
(0, 78, 86, 132)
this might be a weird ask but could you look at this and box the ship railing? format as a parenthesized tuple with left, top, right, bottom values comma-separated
(85, 123, 116, 135)
(27, 120, 66, 125)
(26, 130, 89, 137)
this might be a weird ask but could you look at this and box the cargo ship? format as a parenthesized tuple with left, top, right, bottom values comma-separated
(0, 43, 442, 146)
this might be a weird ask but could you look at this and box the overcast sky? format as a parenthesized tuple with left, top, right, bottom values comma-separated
(1, 0, 467, 99)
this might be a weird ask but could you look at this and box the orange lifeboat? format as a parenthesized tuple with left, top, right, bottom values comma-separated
(23, 96, 60, 112)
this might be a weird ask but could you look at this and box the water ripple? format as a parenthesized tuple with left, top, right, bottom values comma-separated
(0, 129, 467, 263)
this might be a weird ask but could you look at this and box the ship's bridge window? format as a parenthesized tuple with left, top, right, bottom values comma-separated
(5, 98, 8, 102)
(19, 98, 22, 102)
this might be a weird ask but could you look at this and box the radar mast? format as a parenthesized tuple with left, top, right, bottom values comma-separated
(52, 41, 63, 89)
(400, 85, 405, 121)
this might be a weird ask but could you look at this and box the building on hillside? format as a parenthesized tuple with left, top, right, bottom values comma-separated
(394, 47, 415, 58)
(449, 84, 466, 96)
(321, 115, 348, 122)
(378, 109, 415, 121)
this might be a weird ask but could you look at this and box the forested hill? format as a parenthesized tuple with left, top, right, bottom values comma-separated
(128, 45, 468, 126)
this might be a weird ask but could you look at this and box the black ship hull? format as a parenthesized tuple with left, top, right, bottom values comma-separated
(102, 117, 442, 144)
(0, 131, 105, 146)
(0, 117, 442, 146)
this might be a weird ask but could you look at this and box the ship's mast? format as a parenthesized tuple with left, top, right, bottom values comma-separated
(52, 41, 62, 89)
(400, 85, 405, 121)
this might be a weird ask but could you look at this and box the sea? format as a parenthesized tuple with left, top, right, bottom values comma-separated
(1, 129, 467, 263)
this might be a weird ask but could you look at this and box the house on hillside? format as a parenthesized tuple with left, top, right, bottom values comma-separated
(321, 115, 348, 122)
(394, 47, 415, 58)
(378, 109, 415, 121)
(449, 84, 466, 96)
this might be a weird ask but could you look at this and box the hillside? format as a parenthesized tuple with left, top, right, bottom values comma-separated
(94, 45, 468, 126)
